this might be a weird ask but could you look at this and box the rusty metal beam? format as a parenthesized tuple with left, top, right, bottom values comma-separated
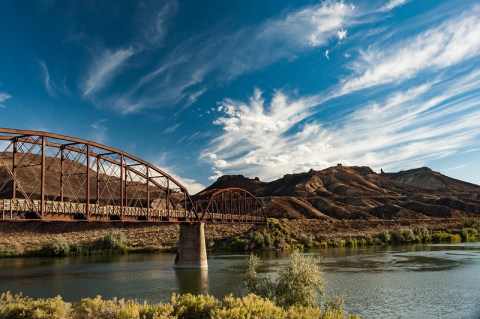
(86, 144, 90, 221)
(40, 136, 46, 220)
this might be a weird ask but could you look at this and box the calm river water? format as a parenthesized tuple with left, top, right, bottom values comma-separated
(0, 243, 479, 319)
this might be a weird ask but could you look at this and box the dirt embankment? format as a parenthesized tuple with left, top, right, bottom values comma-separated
(0, 221, 255, 252)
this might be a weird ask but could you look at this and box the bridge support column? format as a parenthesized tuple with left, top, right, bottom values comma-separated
(174, 222, 208, 268)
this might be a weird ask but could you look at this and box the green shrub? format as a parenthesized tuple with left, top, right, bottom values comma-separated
(171, 293, 219, 319)
(346, 238, 357, 247)
(0, 292, 72, 319)
(248, 231, 266, 248)
(390, 228, 417, 244)
(231, 238, 250, 251)
(94, 231, 126, 251)
(42, 237, 71, 257)
(0, 291, 356, 319)
(299, 234, 314, 248)
(460, 228, 478, 241)
(413, 227, 431, 243)
(68, 243, 83, 255)
(0, 245, 14, 257)
(211, 294, 285, 319)
(378, 230, 391, 243)
(245, 251, 324, 308)
(364, 234, 374, 246)
(432, 232, 462, 243)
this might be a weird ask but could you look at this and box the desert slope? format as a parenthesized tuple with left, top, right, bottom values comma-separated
(203, 165, 480, 220)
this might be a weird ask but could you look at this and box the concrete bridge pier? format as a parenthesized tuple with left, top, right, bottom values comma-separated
(174, 222, 208, 268)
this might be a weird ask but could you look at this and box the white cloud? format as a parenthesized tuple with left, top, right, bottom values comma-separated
(342, 6, 480, 94)
(379, 0, 409, 12)
(202, 69, 480, 182)
(83, 47, 135, 97)
(101, 1, 355, 114)
(139, 0, 178, 46)
(163, 123, 180, 134)
(0, 92, 11, 108)
(89, 119, 109, 144)
(337, 29, 347, 41)
(38, 60, 57, 98)
(446, 164, 468, 172)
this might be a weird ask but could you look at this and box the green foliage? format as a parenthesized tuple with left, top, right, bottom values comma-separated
(378, 230, 391, 243)
(346, 238, 357, 247)
(245, 251, 324, 308)
(211, 294, 285, 319)
(248, 231, 266, 248)
(463, 218, 480, 229)
(0, 245, 15, 257)
(171, 293, 220, 319)
(413, 227, 431, 243)
(431, 232, 462, 243)
(0, 292, 72, 319)
(93, 231, 126, 251)
(460, 228, 478, 241)
(42, 237, 71, 257)
(299, 234, 314, 248)
(0, 290, 356, 319)
(68, 243, 83, 255)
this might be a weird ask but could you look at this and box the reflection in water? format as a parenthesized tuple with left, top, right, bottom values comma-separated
(0, 242, 479, 319)
(175, 268, 208, 295)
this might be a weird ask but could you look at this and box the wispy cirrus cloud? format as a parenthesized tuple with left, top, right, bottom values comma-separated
(82, 47, 136, 97)
(89, 119, 109, 144)
(379, 0, 409, 12)
(89, 1, 355, 114)
(137, 0, 178, 46)
(341, 5, 480, 94)
(203, 67, 480, 181)
(0, 92, 11, 108)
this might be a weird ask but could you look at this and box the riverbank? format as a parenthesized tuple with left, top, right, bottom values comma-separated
(0, 218, 478, 257)
(218, 218, 480, 251)
(0, 221, 254, 257)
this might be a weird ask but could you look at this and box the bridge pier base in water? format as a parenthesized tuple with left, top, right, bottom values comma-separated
(174, 222, 208, 268)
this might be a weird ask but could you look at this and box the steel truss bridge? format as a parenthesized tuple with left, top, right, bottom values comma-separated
(0, 128, 264, 223)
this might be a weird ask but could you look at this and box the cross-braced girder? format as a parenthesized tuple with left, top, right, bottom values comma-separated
(0, 128, 198, 222)
(0, 128, 265, 224)
(193, 188, 265, 223)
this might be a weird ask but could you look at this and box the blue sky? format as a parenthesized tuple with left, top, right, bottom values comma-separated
(1, 0, 480, 192)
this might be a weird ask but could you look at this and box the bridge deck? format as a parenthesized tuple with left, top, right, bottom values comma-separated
(0, 198, 264, 223)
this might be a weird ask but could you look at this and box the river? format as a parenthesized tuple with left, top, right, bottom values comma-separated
(0, 242, 479, 319)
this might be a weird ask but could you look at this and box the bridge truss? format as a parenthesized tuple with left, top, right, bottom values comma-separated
(0, 128, 264, 223)
(193, 188, 264, 223)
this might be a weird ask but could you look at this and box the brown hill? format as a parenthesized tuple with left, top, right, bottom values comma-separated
(204, 165, 480, 220)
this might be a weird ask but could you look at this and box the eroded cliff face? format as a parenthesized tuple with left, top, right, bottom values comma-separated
(204, 165, 480, 220)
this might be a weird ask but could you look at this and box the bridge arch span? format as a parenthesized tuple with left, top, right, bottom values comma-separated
(0, 128, 198, 222)
(193, 188, 264, 223)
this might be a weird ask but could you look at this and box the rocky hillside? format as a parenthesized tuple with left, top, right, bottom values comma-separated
(204, 165, 480, 220)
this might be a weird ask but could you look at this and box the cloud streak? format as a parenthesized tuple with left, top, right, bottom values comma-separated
(342, 6, 480, 94)
(379, 0, 409, 12)
(0, 92, 11, 108)
(87, 1, 355, 114)
(38, 60, 58, 98)
(82, 47, 135, 97)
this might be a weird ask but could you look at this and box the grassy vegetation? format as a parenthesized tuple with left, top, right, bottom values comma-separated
(220, 218, 480, 251)
(0, 292, 360, 319)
